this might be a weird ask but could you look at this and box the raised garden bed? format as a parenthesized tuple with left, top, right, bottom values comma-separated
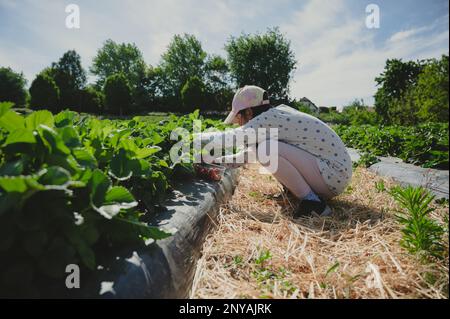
(76, 168, 239, 298)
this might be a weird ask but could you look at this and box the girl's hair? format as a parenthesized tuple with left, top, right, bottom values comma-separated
(237, 91, 272, 118)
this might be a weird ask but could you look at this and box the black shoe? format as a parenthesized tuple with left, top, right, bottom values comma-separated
(294, 199, 332, 217)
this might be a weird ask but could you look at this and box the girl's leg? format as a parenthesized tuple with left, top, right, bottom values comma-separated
(263, 155, 314, 199)
(258, 140, 334, 199)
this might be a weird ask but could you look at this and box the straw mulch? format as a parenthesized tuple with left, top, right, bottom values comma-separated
(190, 164, 449, 299)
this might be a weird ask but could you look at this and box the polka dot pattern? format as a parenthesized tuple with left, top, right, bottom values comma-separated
(243, 104, 352, 195)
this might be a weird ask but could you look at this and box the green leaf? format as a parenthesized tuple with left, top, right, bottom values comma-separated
(114, 217, 171, 240)
(0, 110, 25, 132)
(141, 226, 173, 240)
(109, 149, 134, 180)
(89, 169, 111, 207)
(64, 226, 96, 270)
(72, 148, 98, 169)
(38, 125, 70, 155)
(0, 175, 44, 193)
(59, 126, 80, 148)
(3, 128, 36, 146)
(75, 240, 96, 270)
(325, 262, 340, 276)
(80, 223, 100, 245)
(105, 186, 136, 204)
(158, 159, 169, 168)
(0, 102, 14, 116)
(25, 110, 54, 130)
(94, 202, 137, 219)
(120, 139, 137, 153)
(135, 146, 161, 159)
(54, 110, 76, 127)
(0, 160, 25, 176)
(38, 166, 71, 186)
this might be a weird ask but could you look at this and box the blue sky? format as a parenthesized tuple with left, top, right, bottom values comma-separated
(0, 0, 448, 107)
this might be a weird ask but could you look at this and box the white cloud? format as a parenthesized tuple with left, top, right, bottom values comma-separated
(388, 27, 427, 43)
(281, 2, 449, 107)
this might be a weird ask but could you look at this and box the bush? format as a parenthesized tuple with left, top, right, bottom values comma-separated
(181, 76, 206, 112)
(80, 86, 104, 114)
(291, 101, 315, 115)
(0, 67, 28, 108)
(318, 100, 380, 126)
(104, 73, 132, 115)
(29, 73, 60, 113)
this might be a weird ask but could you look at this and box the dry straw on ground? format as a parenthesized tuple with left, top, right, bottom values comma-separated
(190, 165, 449, 299)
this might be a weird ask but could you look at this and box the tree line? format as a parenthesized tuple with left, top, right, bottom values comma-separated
(374, 55, 449, 125)
(1, 27, 447, 124)
(0, 28, 296, 115)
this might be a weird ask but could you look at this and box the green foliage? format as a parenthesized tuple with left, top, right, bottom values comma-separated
(29, 73, 60, 113)
(374, 56, 448, 125)
(0, 106, 224, 297)
(292, 101, 315, 115)
(204, 55, 234, 111)
(355, 151, 379, 168)
(0, 67, 28, 108)
(374, 58, 423, 123)
(414, 55, 449, 122)
(318, 100, 380, 126)
(50, 50, 87, 110)
(335, 122, 449, 169)
(254, 249, 272, 266)
(160, 34, 207, 98)
(250, 249, 296, 296)
(225, 27, 296, 102)
(90, 39, 147, 91)
(79, 86, 104, 114)
(91, 39, 148, 111)
(150, 34, 233, 112)
(104, 73, 132, 115)
(374, 180, 386, 193)
(389, 186, 445, 260)
(181, 76, 206, 112)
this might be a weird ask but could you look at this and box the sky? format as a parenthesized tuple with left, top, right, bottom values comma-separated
(0, 0, 449, 108)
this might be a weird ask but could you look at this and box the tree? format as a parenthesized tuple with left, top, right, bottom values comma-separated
(225, 28, 296, 103)
(80, 86, 104, 114)
(103, 73, 132, 116)
(0, 67, 28, 108)
(374, 59, 423, 123)
(159, 34, 208, 100)
(414, 55, 449, 123)
(51, 50, 87, 110)
(91, 39, 147, 109)
(181, 76, 206, 112)
(29, 73, 60, 113)
(204, 55, 233, 111)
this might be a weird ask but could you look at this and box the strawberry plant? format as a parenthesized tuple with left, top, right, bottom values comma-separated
(0, 103, 224, 297)
(334, 123, 449, 169)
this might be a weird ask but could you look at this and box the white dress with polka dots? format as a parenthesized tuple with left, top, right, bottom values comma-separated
(200, 104, 352, 195)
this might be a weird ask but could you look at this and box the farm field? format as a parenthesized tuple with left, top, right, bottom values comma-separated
(0, 1, 448, 301)
(191, 164, 449, 299)
(0, 104, 228, 297)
